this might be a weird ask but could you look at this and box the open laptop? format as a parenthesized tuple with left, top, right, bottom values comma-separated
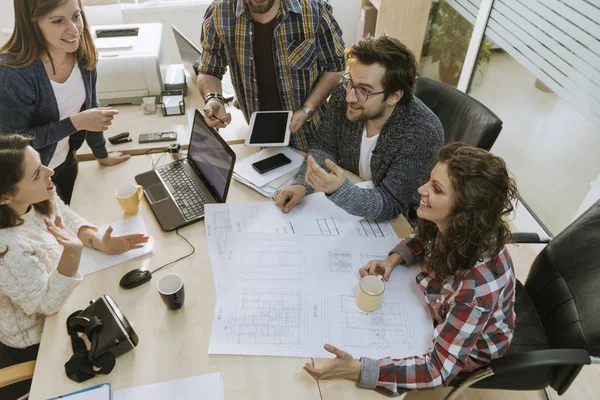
(135, 110, 236, 231)
(171, 25, 236, 101)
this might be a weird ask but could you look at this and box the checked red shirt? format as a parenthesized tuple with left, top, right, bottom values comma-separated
(363, 233, 516, 396)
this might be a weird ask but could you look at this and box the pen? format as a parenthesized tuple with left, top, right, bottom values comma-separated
(213, 114, 229, 127)
(202, 107, 229, 127)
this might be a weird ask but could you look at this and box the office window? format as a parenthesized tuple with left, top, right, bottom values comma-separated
(419, 0, 482, 88)
(468, 0, 600, 234)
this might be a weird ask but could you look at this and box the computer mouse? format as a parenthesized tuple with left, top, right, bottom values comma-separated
(119, 269, 152, 289)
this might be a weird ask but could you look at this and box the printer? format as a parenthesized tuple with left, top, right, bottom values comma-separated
(92, 23, 167, 106)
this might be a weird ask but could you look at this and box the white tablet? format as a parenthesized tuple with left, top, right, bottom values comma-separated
(245, 111, 293, 147)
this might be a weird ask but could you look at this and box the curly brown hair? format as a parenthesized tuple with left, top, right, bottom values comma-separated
(417, 142, 518, 277)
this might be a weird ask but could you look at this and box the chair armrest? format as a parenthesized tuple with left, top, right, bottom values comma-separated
(491, 349, 590, 376)
(510, 232, 551, 244)
(0, 360, 36, 389)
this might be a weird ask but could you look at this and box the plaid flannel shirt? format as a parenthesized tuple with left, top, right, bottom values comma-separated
(198, 0, 346, 152)
(358, 233, 516, 396)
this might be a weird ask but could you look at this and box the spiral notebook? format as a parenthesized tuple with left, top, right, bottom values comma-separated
(233, 147, 305, 188)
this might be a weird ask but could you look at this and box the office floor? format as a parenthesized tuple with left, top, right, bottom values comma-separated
(420, 52, 600, 235)
(467, 52, 599, 235)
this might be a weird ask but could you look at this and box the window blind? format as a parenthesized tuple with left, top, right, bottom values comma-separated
(446, 0, 483, 25)
(484, 0, 600, 128)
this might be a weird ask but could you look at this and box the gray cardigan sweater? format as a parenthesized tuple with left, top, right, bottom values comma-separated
(294, 85, 444, 220)
(0, 55, 108, 166)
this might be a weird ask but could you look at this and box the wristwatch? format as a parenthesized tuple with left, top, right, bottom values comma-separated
(204, 92, 227, 106)
(300, 104, 314, 118)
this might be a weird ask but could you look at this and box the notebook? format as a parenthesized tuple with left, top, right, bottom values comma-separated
(233, 147, 304, 188)
(49, 383, 110, 400)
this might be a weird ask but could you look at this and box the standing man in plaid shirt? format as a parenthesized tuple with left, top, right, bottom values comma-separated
(304, 143, 519, 397)
(197, 0, 346, 152)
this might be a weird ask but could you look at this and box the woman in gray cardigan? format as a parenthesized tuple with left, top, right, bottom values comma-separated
(0, 0, 129, 204)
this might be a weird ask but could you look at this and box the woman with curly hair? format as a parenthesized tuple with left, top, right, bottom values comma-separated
(303, 142, 519, 397)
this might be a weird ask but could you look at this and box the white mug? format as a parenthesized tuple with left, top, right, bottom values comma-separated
(356, 275, 385, 312)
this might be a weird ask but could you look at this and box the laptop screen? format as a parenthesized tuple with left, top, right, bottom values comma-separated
(188, 115, 234, 202)
(172, 26, 201, 64)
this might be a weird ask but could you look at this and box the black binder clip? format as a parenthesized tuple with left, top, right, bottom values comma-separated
(108, 132, 132, 145)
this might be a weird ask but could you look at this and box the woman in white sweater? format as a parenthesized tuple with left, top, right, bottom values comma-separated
(0, 134, 147, 398)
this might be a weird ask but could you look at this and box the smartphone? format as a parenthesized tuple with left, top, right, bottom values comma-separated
(139, 131, 177, 143)
(252, 153, 292, 174)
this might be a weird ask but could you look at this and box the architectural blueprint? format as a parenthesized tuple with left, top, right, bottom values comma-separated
(205, 197, 434, 359)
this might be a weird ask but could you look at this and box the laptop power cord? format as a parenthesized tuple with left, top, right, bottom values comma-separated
(144, 144, 183, 169)
(148, 229, 195, 275)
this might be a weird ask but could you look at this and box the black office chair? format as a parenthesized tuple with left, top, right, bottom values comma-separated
(414, 76, 503, 151)
(444, 198, 600, 400)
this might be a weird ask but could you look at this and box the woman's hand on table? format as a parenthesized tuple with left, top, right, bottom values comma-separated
(304, 344, 361, 381)
(97, 152, 130, 166)
(98, 226, 149, 255)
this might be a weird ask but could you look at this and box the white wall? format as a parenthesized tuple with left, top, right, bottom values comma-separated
(0, 1, 361, 60)
(0, 1, 14, 45)
(328, 0, 361, 46)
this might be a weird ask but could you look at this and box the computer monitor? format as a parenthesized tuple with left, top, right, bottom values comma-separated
(171, 25, 236, 101)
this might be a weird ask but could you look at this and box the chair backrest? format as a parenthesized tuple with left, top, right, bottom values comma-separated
(414, 77, 503, 150)
(0, 360, 35, 389)
(525, 199, 600, 357)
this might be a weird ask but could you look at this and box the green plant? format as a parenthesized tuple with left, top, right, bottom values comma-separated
(422, 0, 493, 86)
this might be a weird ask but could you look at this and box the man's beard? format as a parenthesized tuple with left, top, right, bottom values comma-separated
(346, 103, 386, 122)
(247, 0, 277, 14)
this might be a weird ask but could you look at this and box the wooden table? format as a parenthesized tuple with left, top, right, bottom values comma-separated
(27, 144, 540, 399)
(76, 73, 248, 161)
(29, 146, 321, 400)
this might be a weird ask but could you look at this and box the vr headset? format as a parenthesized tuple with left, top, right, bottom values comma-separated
(65, 295, 139, 383)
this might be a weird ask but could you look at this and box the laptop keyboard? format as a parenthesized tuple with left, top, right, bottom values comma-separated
(157, 162, 207, 220)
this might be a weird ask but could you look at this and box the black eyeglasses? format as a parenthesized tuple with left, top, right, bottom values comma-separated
(341, 72, 386, 102)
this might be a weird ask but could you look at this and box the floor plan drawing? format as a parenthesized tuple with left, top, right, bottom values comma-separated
(322, 292, 419, 357)
(329, 250, 353, 272)
(360, 251, 390, 265)
(235, 292, 304, 345)
(243, 239, 303, 280)
(274, 222, 298, 234)
(205, 202, 434, 359)
(212, 210, 232, 255)
(355, 218, 396, 238)
(209, 289, 308, 356)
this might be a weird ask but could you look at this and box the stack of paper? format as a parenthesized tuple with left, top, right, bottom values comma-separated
(233, 147, 305, 197)
(114, 373, 224, 400)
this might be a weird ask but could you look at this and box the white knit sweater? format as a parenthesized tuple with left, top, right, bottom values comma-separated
(0, 192, 94, 348)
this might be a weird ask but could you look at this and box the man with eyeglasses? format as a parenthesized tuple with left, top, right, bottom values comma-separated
(276, 35, 443, 220)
